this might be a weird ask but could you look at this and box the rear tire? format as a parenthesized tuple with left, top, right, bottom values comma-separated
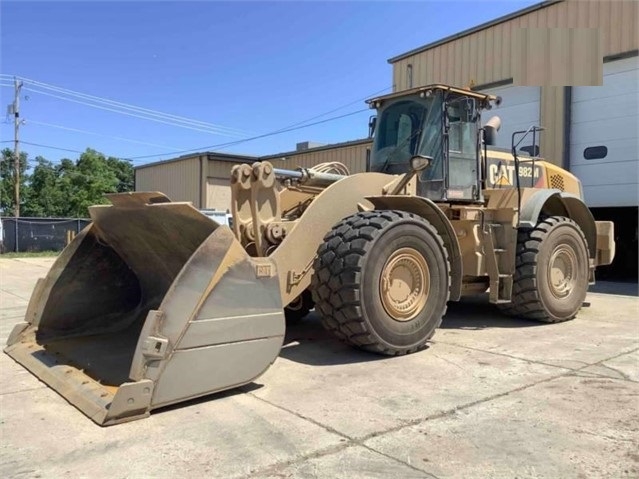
(499, 216, 589, 323)
(311, 210, 450, 355)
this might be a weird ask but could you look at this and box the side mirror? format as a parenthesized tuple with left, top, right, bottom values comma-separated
(368, 115, 377, 138)
(410, 155, 432, 172)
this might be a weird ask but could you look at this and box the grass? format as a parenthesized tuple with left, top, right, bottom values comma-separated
(1, 251, 60, 258)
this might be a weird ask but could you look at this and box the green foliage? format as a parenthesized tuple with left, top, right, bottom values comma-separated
(1, 148, 134, 218)
(1, 148, 29, 216)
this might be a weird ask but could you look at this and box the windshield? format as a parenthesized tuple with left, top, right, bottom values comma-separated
(370, 98, 431, 174)
(370, 94, 446, 174)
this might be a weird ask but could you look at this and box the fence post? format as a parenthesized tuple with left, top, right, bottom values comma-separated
(14, 218, 18, 253)
(77, 219, 80, 234)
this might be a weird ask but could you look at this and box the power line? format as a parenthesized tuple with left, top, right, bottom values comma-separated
(273, 86, 390, 132)
(2, 107, 369, 162)
(2, 74, 251, 137)
(1, 74, 388, 164)
(2, 108, 368, 163)
(1, 140, 120, 165)
(11, 140, 84, 155)
(26, 119, 183, 151)
(19, 76, 250, 135)
(3, 76, 389, 140)
(125, 107, 370, 161)
(1, 106, 369, 167)
(23, 87, 249, 138)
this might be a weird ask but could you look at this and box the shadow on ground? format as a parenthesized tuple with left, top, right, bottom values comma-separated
(439, 295, 542, 330)
(152, 382, 264, 418)
(281, 316, 382, 366)
(588, 281, 638, 297)
(279, 295, 544, 367)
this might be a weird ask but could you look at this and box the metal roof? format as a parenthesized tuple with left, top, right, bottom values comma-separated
(135, 139, 373, 170)
(134, 151, 256, 170)
(259, 138, 371, 160)
(387, 0, 563, 64)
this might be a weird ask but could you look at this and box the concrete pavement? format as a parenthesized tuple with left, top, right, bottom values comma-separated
(0, 257, 637, 478)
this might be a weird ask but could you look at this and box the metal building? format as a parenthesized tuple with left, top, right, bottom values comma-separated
(388, 0, 638, 278)
(135, 139, 371, 211)
(389, 0, 637, 200)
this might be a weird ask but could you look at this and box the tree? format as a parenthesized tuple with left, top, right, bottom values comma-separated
(0, 148, 29, 216)
(22, 157, 66, 217)
(20, 148, 135, 218)
(107, 155, 134, 192)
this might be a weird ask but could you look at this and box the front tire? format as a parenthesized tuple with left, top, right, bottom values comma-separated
(499, 216, 589, 323)
(311, 210, 450, 355)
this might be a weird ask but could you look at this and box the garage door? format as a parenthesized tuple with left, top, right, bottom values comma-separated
(570, 56, 639, 207)
(481, 84, 541, 152)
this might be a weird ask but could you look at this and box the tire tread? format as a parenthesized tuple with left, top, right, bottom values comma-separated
(311, 210, 450, 355)
(498, 216, 588, 323)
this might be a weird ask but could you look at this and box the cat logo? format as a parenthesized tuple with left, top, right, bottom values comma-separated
(487, 158, 543, 188)
(493, 169, 512, 186)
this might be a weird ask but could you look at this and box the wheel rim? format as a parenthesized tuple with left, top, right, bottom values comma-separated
(380, 247, 430, 321)
(287, 295, 303, 311)
(547, 244, 578, 299)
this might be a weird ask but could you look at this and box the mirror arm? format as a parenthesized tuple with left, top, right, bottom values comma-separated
(388, 170, 418, 196)
(388, 156, 432, 195)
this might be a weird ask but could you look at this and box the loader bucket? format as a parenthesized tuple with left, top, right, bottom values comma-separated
(4, 192, 285, 426)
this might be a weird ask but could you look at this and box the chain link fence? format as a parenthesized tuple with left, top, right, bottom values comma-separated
(0, 217, 91, 253)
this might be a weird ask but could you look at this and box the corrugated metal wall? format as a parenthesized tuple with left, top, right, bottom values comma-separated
(261, 140, 372, 174)
(135, 156, 202, 206)
(391, 1, 638, 90)
(206, 178, 232, 211)
(390, 0, 638, 166)
(200, 141, 372, 210)
(208, 159, 238, 179)
(512, 28, 602, 86)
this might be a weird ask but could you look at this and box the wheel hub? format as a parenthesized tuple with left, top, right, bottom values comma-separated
(548, 245, 578, 298)
(380, 247, 430, 321)
(287, 295, 303, 311)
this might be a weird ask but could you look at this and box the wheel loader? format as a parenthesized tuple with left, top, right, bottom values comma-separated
(5, 84, 615, 425)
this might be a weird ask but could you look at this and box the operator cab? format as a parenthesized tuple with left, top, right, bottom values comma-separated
(367, 85, 498, 203)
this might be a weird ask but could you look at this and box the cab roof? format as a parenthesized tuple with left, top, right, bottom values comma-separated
(366, 84, 499, 108)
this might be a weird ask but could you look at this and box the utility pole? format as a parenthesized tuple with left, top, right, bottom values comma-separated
(13, 77, 23, 218)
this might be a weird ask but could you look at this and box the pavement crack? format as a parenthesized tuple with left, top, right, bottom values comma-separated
(431, 353, 465, 370)
(359, 369, 572, 445)
(358, 442, 441, 478)
(431, 340, 575, 372)
(240, 392, 440, 478)
(586, 347, 639, 367)
(0, 386, 46, 397)
(230, 442, 356, 479)
(0, 289, 31, 302)
(238, 346, 639, 478)
(591, 363, 633, 380)
(569, 369, 638, 383)
(242, 388, 353, 441)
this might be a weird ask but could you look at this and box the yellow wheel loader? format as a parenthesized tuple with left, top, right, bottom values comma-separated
(5, 85, 615, 425)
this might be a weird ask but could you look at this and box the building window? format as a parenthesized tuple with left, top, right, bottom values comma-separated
(407, 64, 413, 89)
(583, 146, 608, 160)
(520, 145, 540, 157)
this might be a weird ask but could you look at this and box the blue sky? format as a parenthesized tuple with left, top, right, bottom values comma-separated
(0, 1, 536, 167)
